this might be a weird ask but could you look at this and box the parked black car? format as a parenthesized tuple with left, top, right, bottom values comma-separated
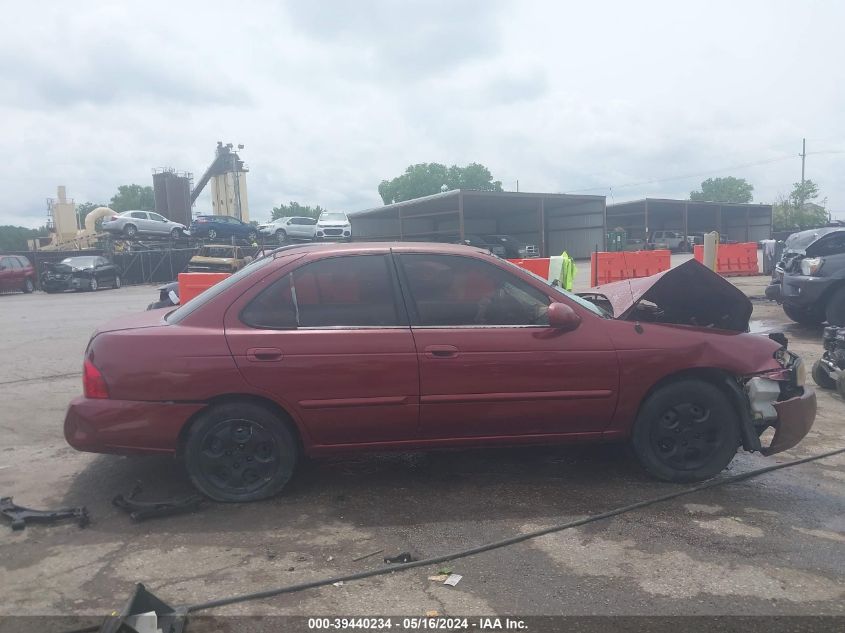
(41, 256, 122, 293)
(188, 215, 258, 243)
(481, 234, 540, 258)
(765, 227, 845, 326)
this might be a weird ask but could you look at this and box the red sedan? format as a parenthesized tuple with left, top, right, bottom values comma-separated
(65, 243, 816, 501)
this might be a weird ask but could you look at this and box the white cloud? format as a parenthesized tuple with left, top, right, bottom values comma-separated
(1, 0, 844, 228)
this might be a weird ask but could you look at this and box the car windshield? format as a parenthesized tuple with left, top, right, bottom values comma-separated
(320, 213, 347, 221)
(60, 257, 97, 268)
(167, 256, 274, 324)
(200, 246, 236, 258)
(500, 259, 609, 318)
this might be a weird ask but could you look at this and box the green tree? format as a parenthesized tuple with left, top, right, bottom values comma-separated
(109, 184, 154, 212)
(689, 177, 754, 203)
(378, 162, 503, 204)
(270, 201, 327, 221)
(0, 225, 50, 251)
(773, 180, 828, 231)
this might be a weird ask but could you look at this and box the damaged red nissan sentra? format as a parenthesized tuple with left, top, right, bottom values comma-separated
(64, 243, 816, 501)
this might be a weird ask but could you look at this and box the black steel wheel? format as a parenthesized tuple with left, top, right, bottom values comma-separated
(185, 402, 298, 502)
(812, 359, 836, 390)
(124, 224, 138, 238)
(632, 379, 740, 482)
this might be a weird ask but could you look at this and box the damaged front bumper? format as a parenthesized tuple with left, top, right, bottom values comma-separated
(744, 347, 817, 456)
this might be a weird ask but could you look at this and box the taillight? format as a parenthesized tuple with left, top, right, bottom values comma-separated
(83, 359, 109, 399)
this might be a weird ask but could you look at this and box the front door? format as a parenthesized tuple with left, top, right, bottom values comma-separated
(224, 253, 419, 447)
(396, 252, 619, 439)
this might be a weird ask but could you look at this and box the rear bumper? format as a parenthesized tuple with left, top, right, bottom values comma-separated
(761, 388, 817, 456)
(64, 396, 204, 455)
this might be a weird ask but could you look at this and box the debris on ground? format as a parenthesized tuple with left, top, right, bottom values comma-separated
(426, 611, 440, 617)
(427, 574, 449, 582)
(443, 574, 462, 587)
(352, 548, 384, 562)
(332, 581, 344, 587)
(0, 496, 89, 531)
(384, 551, 417, 564)
(101, 583, 186, 633)
(112, 485, 203, 522)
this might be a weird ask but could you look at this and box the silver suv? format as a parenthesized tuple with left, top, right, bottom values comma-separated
(258, 216, 318, 243)
(102, 210, 187, 239)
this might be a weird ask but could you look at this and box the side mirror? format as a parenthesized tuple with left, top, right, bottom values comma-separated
(547, 302, 581, 332)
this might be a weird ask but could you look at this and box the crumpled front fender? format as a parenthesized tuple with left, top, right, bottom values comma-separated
(761, 388, 817, 456)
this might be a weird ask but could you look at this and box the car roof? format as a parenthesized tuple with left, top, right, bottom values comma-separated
(263, 241, 491, 259)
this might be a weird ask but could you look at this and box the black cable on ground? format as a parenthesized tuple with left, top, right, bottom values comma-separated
(186, 446, 845, 613)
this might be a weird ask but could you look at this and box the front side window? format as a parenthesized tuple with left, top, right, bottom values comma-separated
(150, 213, 166, 222)
(242, 255, 400, 329)
(400, 254, 550, 326)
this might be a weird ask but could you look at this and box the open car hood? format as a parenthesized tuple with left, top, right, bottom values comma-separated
(580, 259, 752, 332)
(783, 227, 845, 255)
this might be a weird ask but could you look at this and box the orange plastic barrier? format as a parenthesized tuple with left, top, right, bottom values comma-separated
(590, 249, 671, 286)
(178, 272, 231, 304)
(693, 243, 759, 277)
(507, 258, 551, 278)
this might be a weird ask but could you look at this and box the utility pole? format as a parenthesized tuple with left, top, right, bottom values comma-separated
(799, 138, 807, 207)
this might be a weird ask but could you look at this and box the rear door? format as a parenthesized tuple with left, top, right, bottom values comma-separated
(224, 253, 420, 446)
(396, 252, 619, 439)
(0, 257, 15, 290)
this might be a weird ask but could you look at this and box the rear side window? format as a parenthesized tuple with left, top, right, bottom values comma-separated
(130, 211, 147, 219)
(400, 254, 550, 326)
(241, 255, 401, 329)
(16, 256, 31, 267)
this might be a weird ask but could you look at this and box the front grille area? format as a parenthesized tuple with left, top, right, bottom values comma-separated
(323, 228, 344, 236)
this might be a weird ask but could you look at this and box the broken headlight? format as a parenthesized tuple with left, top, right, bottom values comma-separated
(773, 348, 805, 387)
(800, 257, 823, 276)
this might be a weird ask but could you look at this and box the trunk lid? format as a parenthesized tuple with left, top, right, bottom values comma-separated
(93, 309, 170, 336)
(582, 259, 752, 332)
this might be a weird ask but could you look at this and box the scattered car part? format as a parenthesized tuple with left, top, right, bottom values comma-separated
(146, 282, 180, 310)
(443, 573, 462, 587)
(384, 552, 417, 564)
(112, 485, 204, 522)
(98, 583, 186, 633)
(0, 496, 88, 531)
(812, 325, 845, 396)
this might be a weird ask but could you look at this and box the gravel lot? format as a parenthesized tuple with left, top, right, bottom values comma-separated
(0, 272, 843, 629)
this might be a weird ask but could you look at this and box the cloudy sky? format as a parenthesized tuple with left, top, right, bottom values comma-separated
(2, 0, 844, 227)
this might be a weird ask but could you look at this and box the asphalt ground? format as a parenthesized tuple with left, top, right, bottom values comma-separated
(0, 265, 842, 630)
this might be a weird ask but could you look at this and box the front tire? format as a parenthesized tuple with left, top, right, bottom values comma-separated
(113, 275, 122, 289)
(123, 224, 138, 239)
(824, 286, 845, 327)
(812, 359, 836, 390)
(170, 227, 182, 240)
(632, 379, 740, 482)
(184, 402, 298, 502)
(22, 278, 34, 293)
(247, 230, 258, 242)
(783, 303, 824, 326)
(89, 277, 98, 292)
(207, 228, 218, 240)
(276, 229, 287, 244)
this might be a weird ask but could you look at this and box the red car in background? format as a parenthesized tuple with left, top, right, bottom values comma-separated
(0, 255, 36, 294)
(65, 243, 815, 501)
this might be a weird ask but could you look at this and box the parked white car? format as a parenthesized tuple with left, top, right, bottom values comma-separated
(316, 211, 352, 241)
(649, 230, 690, 252)
(101, 210, 188, 239)
(258, 216, 318, 243)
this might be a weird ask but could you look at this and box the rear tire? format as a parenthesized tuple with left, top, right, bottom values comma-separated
(207, 228, 218, 240)
(184, 402, 298, 502)
(812, 359, 836, 390)
(22, 278, 34, 293)
(632, 379, 741, 482)
(113, 275, 122, 289)
(824, 286, 845, 327)
(783, 303, 824, 326)
(247, 230, 258, 242)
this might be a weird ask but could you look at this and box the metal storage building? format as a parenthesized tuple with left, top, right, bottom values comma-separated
(606, 198, 772, 243)
(349, 190, 607, 259)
